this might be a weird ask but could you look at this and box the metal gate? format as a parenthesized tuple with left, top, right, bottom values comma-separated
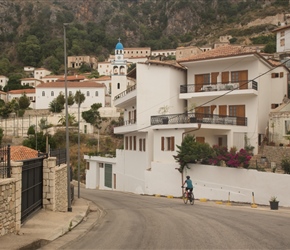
(21, 157, 44, 223)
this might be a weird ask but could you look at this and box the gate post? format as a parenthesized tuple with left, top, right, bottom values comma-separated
(10, 161, 23, 233)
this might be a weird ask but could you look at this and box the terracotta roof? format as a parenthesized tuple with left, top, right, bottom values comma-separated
(94, 76, 111, 81)
(177, 45, 256, 63)
(272, 24, 290, 33)
(57, 75, 87, 81)
(140, 60, 186, 70)
(8, 89, 35, 94)
(36, 81, 106, 88)
(41, 75, 62, 79)
(10, 146, 38, 161)
(21, 78, 42, 81)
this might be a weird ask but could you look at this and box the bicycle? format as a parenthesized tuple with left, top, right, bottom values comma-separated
(181, 186, 194, 205)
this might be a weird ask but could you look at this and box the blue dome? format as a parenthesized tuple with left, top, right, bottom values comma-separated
(115, 42, 124, 50)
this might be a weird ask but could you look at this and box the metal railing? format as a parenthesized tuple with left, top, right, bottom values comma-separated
(180, 80, 258, 93)
(151, 112, 247, 126)
(50, 148, 66, 166)
(114, 84, 137, 100)
(0, 145, 11, 178)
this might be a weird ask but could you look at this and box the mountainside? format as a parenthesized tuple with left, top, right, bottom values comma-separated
(0, 0, 289, 76)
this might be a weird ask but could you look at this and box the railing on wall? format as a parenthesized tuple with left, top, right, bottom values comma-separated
(50, 148, 66, 166)
(0, 145, 11, 178)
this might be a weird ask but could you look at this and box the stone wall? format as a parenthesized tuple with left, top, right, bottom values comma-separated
(0, 162, 22, 236)
(0, 157, 68, 237)
(261, 145, 290, 170)
(43, 157, 68, 212)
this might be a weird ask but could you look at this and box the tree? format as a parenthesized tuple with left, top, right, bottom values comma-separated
(18, 93, 31, 109)
(173, 135, 199, 173)
(82, 103, 102, 129)
(58, 113, 77, 126)
(49, 99, 63, 113)
(74, 90, 85, 107)
(27, 125, 35, 136)
(17, 35, 42, 66)
(67, 93, 75, 106)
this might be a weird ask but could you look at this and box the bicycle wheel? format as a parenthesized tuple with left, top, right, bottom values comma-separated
(190, 193, 194, 205)
(183, 192, 188, 204)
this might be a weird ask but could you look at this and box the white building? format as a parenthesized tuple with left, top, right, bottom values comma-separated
(272, 24, 290, 53)
(85, 45, 290, 201)
(35, 81, 106, 111)
(41, 75, 63, 83)
(7, 89, 36, 109)
(34, 68, 52, 80)
(0, 75, 8, 89)
(20, 78, 43, 88)
(98, 62, 112, 76)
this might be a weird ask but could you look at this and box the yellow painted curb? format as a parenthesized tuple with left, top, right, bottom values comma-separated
(167, 195, 174, 199)
(251, 204, 258, 208)
(200, 198, 207, 202)
(226, 202, 232, 206)
(215, 201, 223, 205)
(155, 194, 161, 197)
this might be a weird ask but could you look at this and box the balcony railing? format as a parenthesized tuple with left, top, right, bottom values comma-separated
(180, 80, 258, 93)
(151, 112, 247, 126)
(114, 84, 136, 100)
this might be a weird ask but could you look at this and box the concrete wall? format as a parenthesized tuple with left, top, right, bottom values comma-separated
(85, 153, 290, 207)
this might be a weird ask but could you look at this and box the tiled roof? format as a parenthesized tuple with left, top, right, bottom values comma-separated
(10, 145, 38, 161)
(94, 76, 111, 81)
(57, 75, 87, 81)
(177, 45, 255, 63)
(36, 81, 106, 88)
(41, 75, 62, 79)
(140, 60, 186, 70)
(8, 89, 35, 94)
(272, 24, 290, 33)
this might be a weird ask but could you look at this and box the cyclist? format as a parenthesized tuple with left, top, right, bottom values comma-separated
(183, 175, 193, 195)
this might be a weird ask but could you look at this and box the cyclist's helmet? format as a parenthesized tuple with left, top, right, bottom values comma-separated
(186, 176, 190, 179)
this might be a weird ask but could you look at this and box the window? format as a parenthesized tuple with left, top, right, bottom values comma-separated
(271, 73, 279, 78)
(42, 91, 45, 96)
(87, 91, 90, 96)
(161, 136, 175, 151)
(69, 91, 72, 95)
(271, 103, 279, 109)
(117, 83, 120, 89)
(280, 38, 285, 47)
(95, 91, 98, 96)
(51, 91, 54, 96)
(133, 136, 136, 150)
(84, 125, 87, 134)
(281, 31, 285, 37)
(129, 136, 132, 150)
(139, 138, 146, 151)
(125, 136, 128, 150)
(143, 139, 146, 151)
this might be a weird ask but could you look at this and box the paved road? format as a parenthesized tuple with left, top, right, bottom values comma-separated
(59, 189, 290, 250)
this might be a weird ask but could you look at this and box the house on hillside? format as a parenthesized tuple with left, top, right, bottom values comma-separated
(20, 78, 43, 88)
(84, 44, 289, 197)
(35, 81, 106, 111)
(0, 75, 9, 89)
(33, 68, 52, 80)
(8, 89, 36, 109)
(67, 55, 97, 69)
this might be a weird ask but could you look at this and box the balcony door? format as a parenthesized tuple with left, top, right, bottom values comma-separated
(231, 70, 248, 89)
(229, 105, 246, 125)
(195, 74, 210, 92)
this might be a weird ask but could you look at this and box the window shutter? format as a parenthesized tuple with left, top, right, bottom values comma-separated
(170, 136, 175, 151)
(161, 137, 164, 151)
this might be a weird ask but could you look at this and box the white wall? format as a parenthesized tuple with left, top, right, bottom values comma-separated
(85, 154, 290, 207)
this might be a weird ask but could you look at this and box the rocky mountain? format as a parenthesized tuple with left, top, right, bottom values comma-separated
(0, 0, 289, 75)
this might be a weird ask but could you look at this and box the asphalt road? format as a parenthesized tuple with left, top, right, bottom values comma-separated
(61, 189, 290, 250)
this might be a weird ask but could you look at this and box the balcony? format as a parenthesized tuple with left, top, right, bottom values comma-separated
(180, 80, 258, 94)
(114, 84, 136, 100)
(151, 112, 247, 126)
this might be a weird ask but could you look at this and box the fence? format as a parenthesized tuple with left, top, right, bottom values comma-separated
(0, 145, 11, 178)
(50, 148, 67, 166)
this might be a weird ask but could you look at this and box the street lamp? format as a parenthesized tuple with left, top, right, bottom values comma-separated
(64, 23, 72, 212)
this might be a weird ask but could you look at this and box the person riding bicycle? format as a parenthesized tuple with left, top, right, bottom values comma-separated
(182, 175, 193, 195)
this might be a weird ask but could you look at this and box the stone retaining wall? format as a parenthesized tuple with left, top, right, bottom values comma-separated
(261, 145, 290, 169)
(0, 157, 68, 237)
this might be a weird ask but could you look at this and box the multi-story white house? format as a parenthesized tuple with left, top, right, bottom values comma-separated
(98, 62, 112, 76)
(85, 45, 289, 198)
(0, 75, 8, 89)
(35, 81, 106, 111)
(34, 68, 52, 80)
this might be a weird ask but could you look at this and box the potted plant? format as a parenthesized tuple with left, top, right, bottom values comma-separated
(269, 196, 279, 210)
(158, 105, 170, 124)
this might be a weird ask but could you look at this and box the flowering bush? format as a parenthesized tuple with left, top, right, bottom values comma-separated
(209, 146, 252, 168)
